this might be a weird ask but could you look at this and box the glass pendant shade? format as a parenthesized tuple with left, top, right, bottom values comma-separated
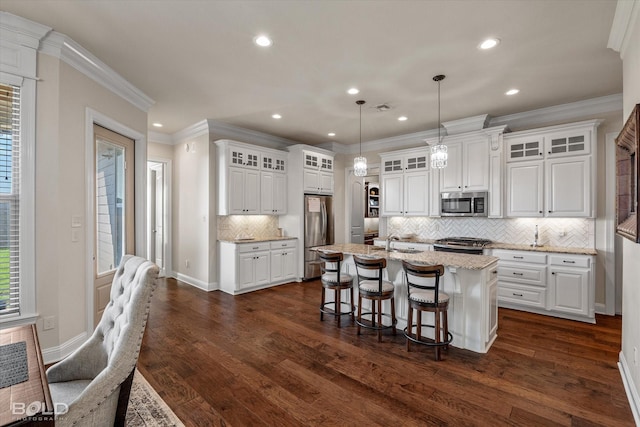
(431, 143, 448, 169)
(430, 74, 448, 169)
(354, 156, 367, 176)
(354, 99, 367, 176)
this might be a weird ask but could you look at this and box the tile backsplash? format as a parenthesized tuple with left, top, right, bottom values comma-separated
(217, 215, 280, 240)
(386, 217, 594, 248)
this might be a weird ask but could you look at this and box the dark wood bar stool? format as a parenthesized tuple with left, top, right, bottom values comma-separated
(402, 260, 452, 360)
(319, 251, 355, 326)
(353, 255, 397, 342)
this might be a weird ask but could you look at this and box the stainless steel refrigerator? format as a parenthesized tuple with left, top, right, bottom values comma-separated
(304, 194, 334, 279)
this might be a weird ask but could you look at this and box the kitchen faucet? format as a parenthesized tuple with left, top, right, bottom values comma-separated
(386, 235, 400, 251)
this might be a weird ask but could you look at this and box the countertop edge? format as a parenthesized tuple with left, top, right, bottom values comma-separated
(218, 237, 298, 244)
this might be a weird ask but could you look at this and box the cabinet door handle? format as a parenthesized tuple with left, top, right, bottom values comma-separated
(548, 210, 553, 213)
(563, 260, 575, 264)
(492, 270, 498, 274)
(513, 293, 523, 297)
(552, 272, 555, 275)
(513, 272, 524, 276)
(513, 256, 524, 259)
(252, 247, 259, 250)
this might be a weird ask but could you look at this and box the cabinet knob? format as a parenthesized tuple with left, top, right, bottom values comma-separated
(548, 210, 552, 213)
(539, 211, 543, 214)
(552, 272, 556, 275)
(548, 152, 551, 155)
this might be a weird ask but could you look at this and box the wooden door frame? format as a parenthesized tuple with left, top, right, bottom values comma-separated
(85, 108, 147, 335)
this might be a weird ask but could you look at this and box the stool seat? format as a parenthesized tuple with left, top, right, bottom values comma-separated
(359, 279, 394, 293)
(318, 251, 355, 327)
(322, 272, 354, 284)
(409, 290, 450, 304)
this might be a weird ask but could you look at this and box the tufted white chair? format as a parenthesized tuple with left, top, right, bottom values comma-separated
(46, 255, 159, 427)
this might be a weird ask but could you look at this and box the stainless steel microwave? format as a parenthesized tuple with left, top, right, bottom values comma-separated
(440, 192, 488, 217)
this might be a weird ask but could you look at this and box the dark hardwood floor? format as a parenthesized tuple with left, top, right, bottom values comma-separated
(137, 277, 634, 426)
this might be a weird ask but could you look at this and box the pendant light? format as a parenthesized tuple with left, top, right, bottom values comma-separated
(431, 74, 448, 169)
(353, 100, 368, 177)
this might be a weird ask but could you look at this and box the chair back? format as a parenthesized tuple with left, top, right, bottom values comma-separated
(402, 261, 445, 305)
(319, 251, 343, 276)
(353, 256, 387, 293)
(46, 255, 159, 427)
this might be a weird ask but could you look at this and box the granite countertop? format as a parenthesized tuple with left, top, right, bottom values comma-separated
(218, 236, 297, 244)
(376, 236, 596, 256)
(314, 243, 498, 270)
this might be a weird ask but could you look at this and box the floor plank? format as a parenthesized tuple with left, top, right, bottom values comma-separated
(138, 278, 635, 426)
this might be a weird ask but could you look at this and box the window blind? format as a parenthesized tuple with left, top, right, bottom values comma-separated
(0, 83, 20, 316)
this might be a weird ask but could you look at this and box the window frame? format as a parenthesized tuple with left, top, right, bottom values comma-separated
(0, 72, 37, 326)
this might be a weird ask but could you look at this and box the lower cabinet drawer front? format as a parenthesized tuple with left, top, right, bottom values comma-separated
(497, 264, 546, 286)
(499, 283, 546, 308)
(238, 242, 271, 253)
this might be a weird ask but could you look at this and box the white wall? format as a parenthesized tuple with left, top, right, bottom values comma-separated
(35, 53, 147, 350)
(619, 4, 640, 418)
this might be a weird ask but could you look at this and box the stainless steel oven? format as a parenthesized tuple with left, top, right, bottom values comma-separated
(440, 192, 488, 217)
(433, 237, 492, 255)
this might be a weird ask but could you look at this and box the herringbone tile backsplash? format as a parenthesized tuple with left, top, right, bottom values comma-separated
(218, 215, 280, 240)
(387, 217, 594, 248)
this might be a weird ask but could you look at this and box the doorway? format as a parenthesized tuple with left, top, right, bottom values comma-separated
(93, 124, 135, 325)
(346, 165, 380, 245)
(147, 160, 169, 277)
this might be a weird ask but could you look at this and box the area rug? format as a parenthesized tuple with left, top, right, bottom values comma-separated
(126, 370, 184, 427)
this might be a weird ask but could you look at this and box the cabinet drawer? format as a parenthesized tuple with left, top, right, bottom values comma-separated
(549, 254, 590, 268)
(238, 242, 271, 253)
(270, 240, 297, 250)
(497, 264, 546, 286)
(493, 250, 546, 264)
(499, 283, 546, 308)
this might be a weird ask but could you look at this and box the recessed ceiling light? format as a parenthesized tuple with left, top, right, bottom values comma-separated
(479, 38, 500, 50)
(398, 116, 408, 121)
(152, 122, 163, 128)
(272, 113, 282, 119)
(254, 35, 273, 47)
(347, 88, 360, 95)
(505, 89, 520, 96)
(328, 132, 336, 137)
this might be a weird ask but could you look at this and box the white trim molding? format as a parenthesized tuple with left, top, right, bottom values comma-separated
(172, 119, 210, 142)
(619, 351, 640, 425)
(608, 0, 640, 57)
(207, 119, 299, 149)
(39, 31, 154, 112)
(174, 272, 218, 292)
(41, 331, 88, 365)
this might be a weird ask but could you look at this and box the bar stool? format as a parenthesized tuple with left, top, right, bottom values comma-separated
(353, 255, 397, 342)
(319, 251, 355, 326)
(402, 260, 452, 361)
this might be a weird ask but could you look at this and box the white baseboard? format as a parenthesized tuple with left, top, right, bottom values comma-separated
(173, 271, 218, 292)
(619, 351, 640, 426)
(41, 331, 88, 365)
(595, 302, 607, 315)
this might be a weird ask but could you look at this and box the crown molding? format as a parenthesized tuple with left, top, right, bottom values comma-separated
(207, 119, 300, 150)
(316, 141, 349, 154)
(0, 12, 51, 50)
(148, 131, 173, 145)
(39, 31, 154, 112)
(442, 114, 491, 135)
(488, 93, 622, 130)
(608, 0, 640, 57)
(172, 119, 209, 142)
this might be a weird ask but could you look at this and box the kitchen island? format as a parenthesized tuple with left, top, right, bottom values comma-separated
(315, 243, 499, 353)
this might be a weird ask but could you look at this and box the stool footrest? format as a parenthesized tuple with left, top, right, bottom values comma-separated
(403, 325, 453, 347)
(356, 311, 397, 331)
(320, 301, 355, 317)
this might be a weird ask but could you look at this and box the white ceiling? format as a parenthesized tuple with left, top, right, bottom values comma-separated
(1, 0, 622, 145)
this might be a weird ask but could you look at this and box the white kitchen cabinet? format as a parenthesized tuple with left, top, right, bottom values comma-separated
(547, 254, 592, 318)
(227, 167, 260, 214)
(492, 249, 594, 323)
(441, 139, 489, 192)
(220, 239, 299, 295)
(506, 161, 544, 217)
(270, 240, 297, 283)
(545, 157, 591, 217)
(380, 148, 430, 217)
(380, 171, 429, 216)
(506, 156, 591, 218)
(261, 172, 287, 214)
(217, 140, 289, 215)
(504, 120, 599, 219)
(302, 150, 334, 194)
